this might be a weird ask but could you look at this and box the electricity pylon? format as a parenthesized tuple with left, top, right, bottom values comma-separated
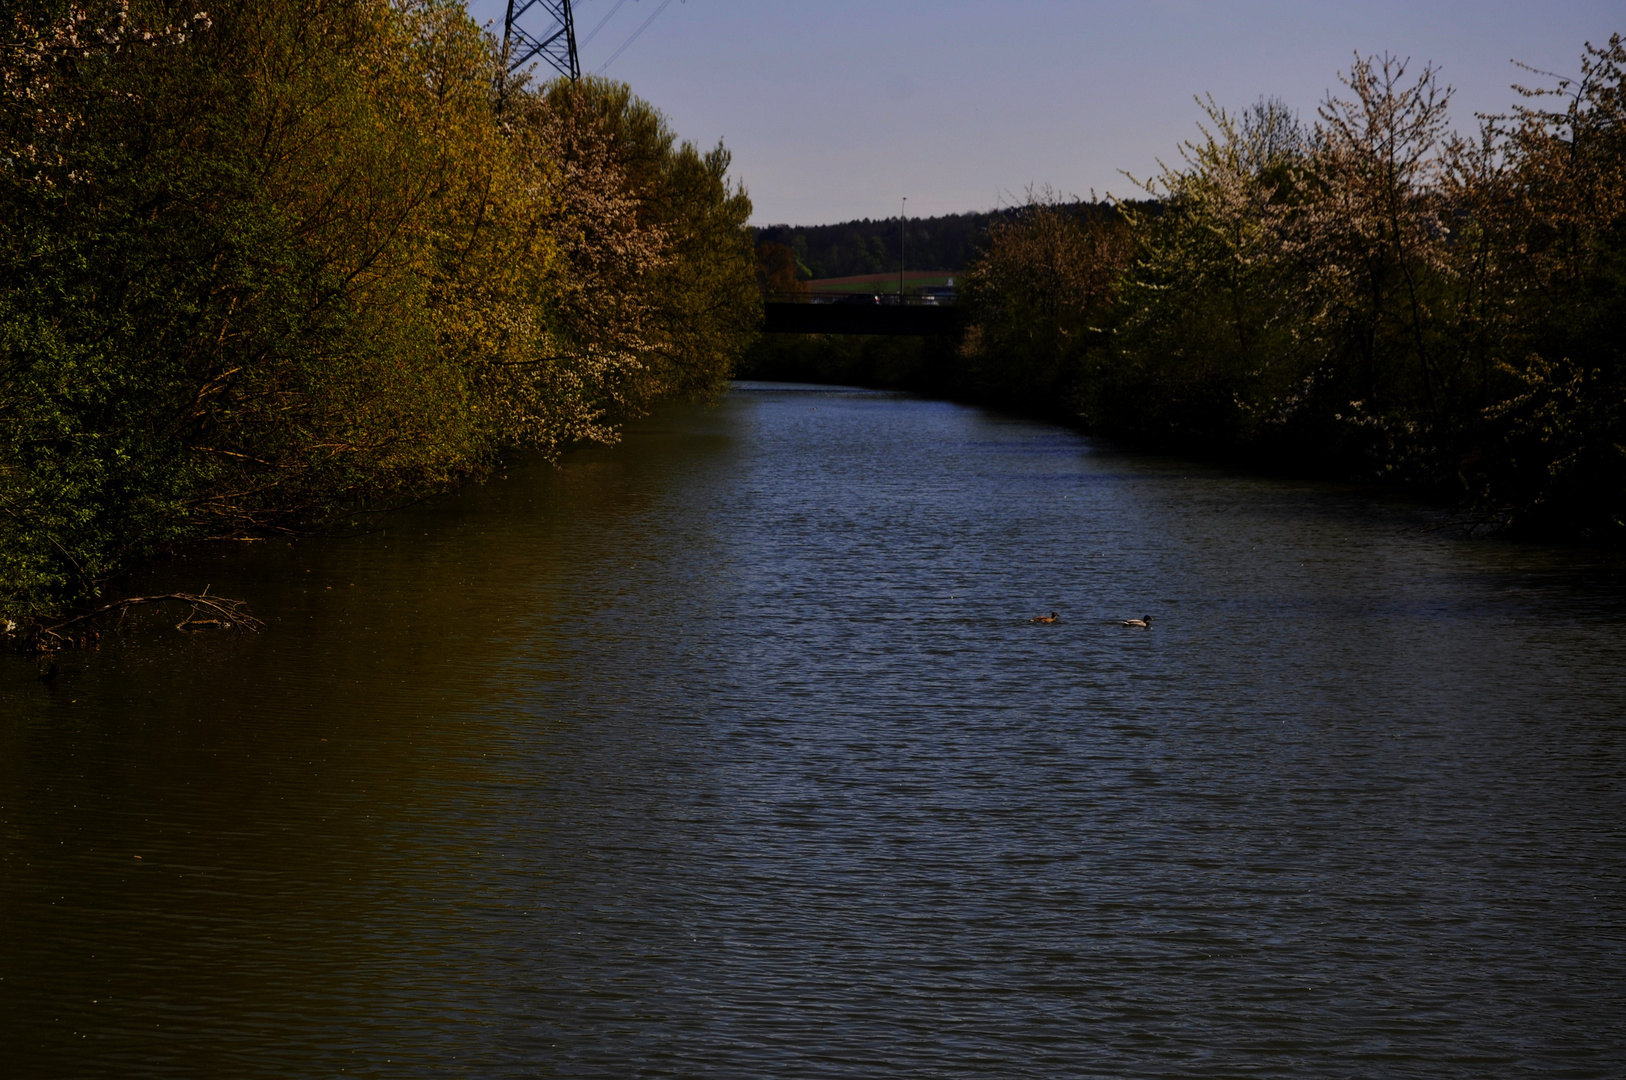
(502, 0, 580, 83)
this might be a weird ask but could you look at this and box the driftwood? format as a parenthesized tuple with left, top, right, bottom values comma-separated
(30, 588, 264, 650)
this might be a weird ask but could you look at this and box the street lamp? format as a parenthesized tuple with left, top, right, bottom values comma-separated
(900, 196, 907, 301)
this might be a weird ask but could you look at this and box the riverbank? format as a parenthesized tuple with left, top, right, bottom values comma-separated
(0, 3, 757, 627)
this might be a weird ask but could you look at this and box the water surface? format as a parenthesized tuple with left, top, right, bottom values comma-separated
(3, 383, 1624, 1077)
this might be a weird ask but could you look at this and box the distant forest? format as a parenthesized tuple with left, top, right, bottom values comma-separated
(754, 204, 1119, 280)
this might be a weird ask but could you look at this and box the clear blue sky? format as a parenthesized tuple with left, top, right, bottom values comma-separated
(466, 0, 1621, 226)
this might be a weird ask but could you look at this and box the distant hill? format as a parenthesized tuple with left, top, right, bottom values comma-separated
(753, 202, 1128, 281)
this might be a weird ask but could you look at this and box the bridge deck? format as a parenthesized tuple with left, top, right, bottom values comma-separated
(762, 300, 958, 336)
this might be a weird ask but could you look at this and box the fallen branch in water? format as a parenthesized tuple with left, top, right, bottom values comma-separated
(30, 589, 265, 650)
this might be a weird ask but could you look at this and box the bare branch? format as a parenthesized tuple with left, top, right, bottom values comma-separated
(32, 591, 264, 649)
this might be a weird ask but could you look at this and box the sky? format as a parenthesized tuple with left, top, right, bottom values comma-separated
(464, 0, 1622, 226)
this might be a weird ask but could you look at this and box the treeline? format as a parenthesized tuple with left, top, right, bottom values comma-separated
(754, 206, 1097, 280)
(1, 0, 758, 623)
(752, 42, 1626, 542)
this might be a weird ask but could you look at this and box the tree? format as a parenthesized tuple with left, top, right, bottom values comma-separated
(1294, 55, 1457, 442)
(1476, 35, 1626, 537)
(0, 1, 761, 626)
(959, 191, 1130, 412)
(757, 241, 808, 295)
(1107, 97, 1309, 447)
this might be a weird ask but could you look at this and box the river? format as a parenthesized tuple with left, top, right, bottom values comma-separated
(3, 382, 1625, 1077)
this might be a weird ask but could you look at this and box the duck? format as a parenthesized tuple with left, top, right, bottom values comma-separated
(1030, 611, 1060, 624)
(1121, 615, 1152, 628)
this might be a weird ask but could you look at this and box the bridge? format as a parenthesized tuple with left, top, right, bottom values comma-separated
(761, 294, 959, 336)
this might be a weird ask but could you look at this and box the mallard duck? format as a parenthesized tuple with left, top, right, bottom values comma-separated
(1121, 615, 1152, 628)
(1031, 611, 1059, 624)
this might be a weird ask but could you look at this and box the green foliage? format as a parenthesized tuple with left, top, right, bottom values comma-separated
(648, 138, 761, 400)
(0, 0, 758, 622)
(1468, 37, 1626, 537)
(754, 205, 1116, 280)
(958, 193, 1130, 414)
(960, 41, 1626, 541)
(1100, 98, 1312, 447)
(517, 77, 759, 412)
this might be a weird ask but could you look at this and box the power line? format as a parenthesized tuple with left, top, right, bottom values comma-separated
(582, 0, 632, 46)
(598, 0, 681, 75)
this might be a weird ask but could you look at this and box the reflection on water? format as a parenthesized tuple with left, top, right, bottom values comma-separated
(3, 382, 1625, 1077)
